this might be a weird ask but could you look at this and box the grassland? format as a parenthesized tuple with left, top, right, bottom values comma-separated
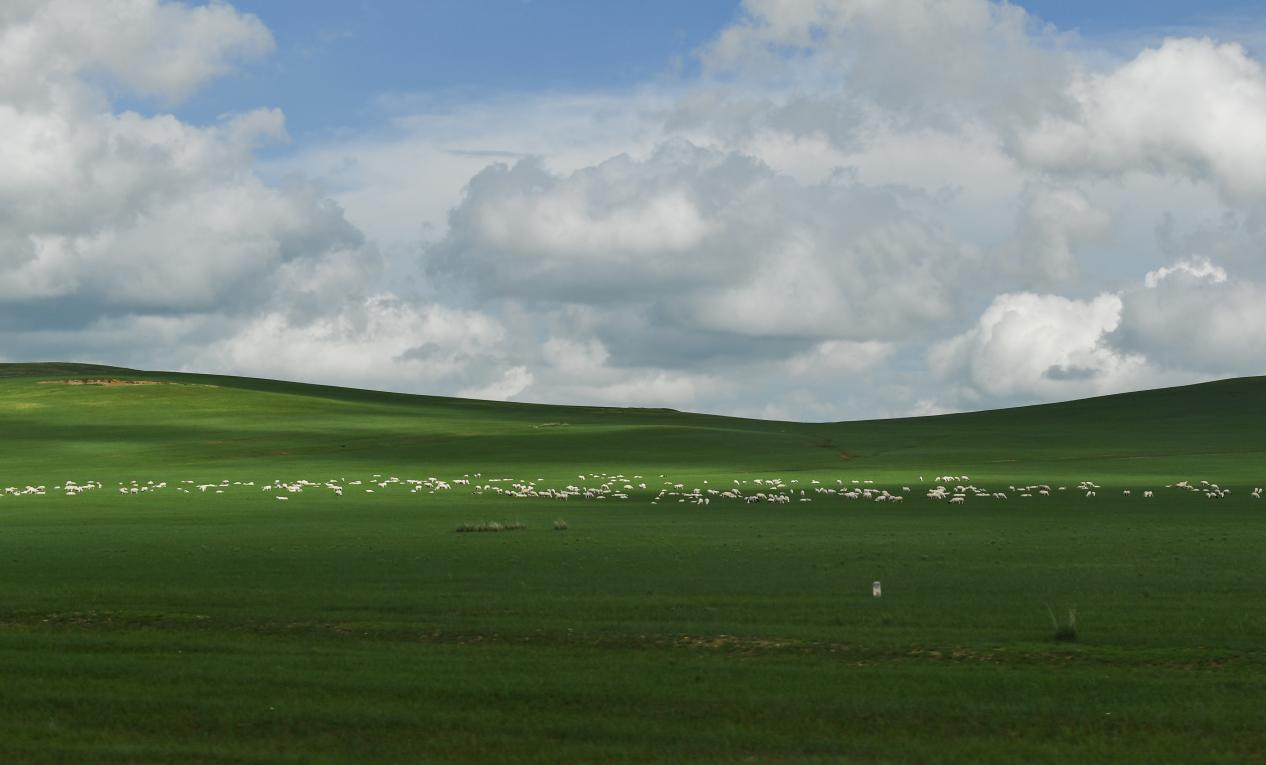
(0, 362, 1264, 763)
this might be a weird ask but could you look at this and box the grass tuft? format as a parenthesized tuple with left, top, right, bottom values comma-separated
(553, 519, 568, 531)
(1046, 605, 1079, 642)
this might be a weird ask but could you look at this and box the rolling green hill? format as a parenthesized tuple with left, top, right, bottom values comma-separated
(0, 362, 1264, 764)
(3, 361, 1264, 484)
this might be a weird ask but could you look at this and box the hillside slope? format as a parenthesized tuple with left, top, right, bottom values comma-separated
(1, 362, 1263, 484)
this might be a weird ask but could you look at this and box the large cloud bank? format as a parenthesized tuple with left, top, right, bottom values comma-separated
(6, 0, 1266, 419)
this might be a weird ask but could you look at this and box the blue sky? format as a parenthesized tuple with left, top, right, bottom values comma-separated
(170, 1, 1265, 141)
(7, 0, 1266, 418)
(1024, 0, 1260, 33)
(171, 1, 739, 139)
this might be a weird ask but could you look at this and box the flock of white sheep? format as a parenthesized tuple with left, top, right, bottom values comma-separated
(1, 473, 1262, 505)
(920, 479, 1246, 503)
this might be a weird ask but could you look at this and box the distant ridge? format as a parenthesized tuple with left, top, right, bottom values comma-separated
(0, 362, 146, 379)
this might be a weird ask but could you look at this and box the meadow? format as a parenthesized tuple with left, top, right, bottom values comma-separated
(0, 362, 1264, 763)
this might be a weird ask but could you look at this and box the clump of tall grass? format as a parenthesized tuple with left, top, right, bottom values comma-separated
(1046, 605, 1078, 642)
(455, 521, 526, 533)
(553, 519, 568, 531)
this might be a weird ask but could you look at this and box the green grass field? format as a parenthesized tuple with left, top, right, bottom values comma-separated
(1, 362, 1264, 764)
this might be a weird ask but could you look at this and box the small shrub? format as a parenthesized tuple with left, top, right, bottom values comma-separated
(1046, 605, 1078, 642)
(553, 519, 568, 531)
(455, 521, 525, 533)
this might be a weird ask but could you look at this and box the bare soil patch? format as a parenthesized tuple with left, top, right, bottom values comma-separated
(38, 378, 168, 386)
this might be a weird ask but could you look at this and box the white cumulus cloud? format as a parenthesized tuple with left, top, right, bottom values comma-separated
(1113, 260, 1266, 375)
(929, 292, 1153, 404)
(1020, 37, 1266, 203)
(0, 0, 273, 107)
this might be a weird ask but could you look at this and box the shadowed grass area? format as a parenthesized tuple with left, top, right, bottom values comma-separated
(0, 362, 1264, 763)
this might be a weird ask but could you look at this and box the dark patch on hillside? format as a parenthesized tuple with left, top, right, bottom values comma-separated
(0, 362, 145, 379)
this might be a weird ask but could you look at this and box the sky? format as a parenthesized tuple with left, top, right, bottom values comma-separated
(5, 0, 1266, 420)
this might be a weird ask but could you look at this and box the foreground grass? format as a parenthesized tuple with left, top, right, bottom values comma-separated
(0, 363, 1264, 762)
(2, 495, 1264, 763)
